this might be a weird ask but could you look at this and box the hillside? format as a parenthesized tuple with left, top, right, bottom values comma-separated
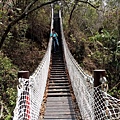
(0, 2, 50, 119)
(0, 0, 120, 119)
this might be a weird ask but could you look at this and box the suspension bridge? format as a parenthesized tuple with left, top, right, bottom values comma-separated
(13, 7, 120, 120)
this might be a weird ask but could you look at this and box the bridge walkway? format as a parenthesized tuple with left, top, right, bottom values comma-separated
(13, 9, 120, 120)
(41, 50, 81, 120)
(40, 11, 81, 119)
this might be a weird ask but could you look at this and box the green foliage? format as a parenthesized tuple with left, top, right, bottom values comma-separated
(70, 34, 76, 43)
(108, 85, 120, 98)
(0, 51, 18, 119)
(89, 29, 112, 42)
(5, 114, 12, 120)
(63, 14, 69, 29)
(88, 29, 120, 83)
(0, 10, 3, 19)
(0, 53, 17, 80)
(54, 4, 60, 12)
(89, 29, 118, 51)
(89, 33, 102, 42)
(63, 0, 120, 98)
(6, 88, 17, 106)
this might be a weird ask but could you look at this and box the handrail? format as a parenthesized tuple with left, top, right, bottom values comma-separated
(13, 7, 120, 120)
(13, 6, 53, 120)
(59, 9, 120, 120)
(59, 10, 94, 120)
(28, 6, 53, 119)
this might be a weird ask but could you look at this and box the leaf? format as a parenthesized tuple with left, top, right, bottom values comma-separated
(16, 8, 21, 11)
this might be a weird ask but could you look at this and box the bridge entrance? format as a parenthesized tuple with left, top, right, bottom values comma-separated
(40, 12, 81, 120)
(13, 9, 120, 120)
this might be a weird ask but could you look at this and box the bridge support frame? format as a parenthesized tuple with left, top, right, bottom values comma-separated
(18, 71, 29, 79)
(93, 69, 106, 87)
(93, 69, 106, 120)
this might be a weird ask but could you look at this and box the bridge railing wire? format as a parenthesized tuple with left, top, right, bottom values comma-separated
(13, 7, 54, 120)
(59, 10, 120, 120)
(13, 7, 120, 120)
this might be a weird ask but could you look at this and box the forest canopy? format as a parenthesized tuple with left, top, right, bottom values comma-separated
(0, 0, 120, 119)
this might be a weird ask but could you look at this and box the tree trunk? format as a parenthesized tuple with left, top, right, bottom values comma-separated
(0, 13, 25, 49)
(118, 17, 120, 41)
(0, 0, 59, 49)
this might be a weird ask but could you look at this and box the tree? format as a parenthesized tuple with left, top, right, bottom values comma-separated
(0, 0, 60, 49)
(62, 0, 120, 97)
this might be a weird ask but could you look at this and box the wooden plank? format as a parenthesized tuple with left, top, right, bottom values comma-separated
(51, 72, 67, 77)
(46, 101, 74, 104)
(45, 109, 75, 112)
(49, 79, 68, 82)
(51, 68, 65, 70)
(44, 112, 76, 116)
(47, 92, 71, 97)
(47, 89, 70, 93)
(45, 108, 80, 112)
(52, 64, 65, 66)
(44, 114, 77, 119)
(49, 78, 68, 80)
(50, 77, 67, 79)
(46, 103, 77, 108)
(48, 86, 70, 89)
(46, 97, 72, 101)
(51, 65, 65, 67)
(48, 83, 69, 86)
(52, 63, 65, 65)
(45, 102, 75, 108)
(48, 91, 70, 94)
(42, 118, 77, 120)
(50, 75, 67, 77)
(50, 70, 65, 72)
(50, 73, 66, 75)
(46, 99, 75, 104)
(46, 100, 74, 104)
(48, 84, 69, 86)
(49, 79, 69, 83)
(46, 104, 74, 108)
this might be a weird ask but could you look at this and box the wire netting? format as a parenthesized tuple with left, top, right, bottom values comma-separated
(13, 7, 53, 120)
(59, 10, 120, 120)
(13, 9, 120, 120)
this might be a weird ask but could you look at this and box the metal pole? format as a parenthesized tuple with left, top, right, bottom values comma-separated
(93, 69, 106, 120)
(94, 69, 106, 87)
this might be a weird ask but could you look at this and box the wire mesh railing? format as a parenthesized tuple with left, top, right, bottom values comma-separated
(13, 7, 53, 120)
(13, 7, 120, 120)
(94, 86, 120, 120)
(59, 9, 120, 120)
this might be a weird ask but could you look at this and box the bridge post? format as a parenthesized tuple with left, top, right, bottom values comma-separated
(93, 69, 106, 87)
(18, 71, 29, 79)
(18, 71, 30, 120)
(93, 69, 106, 119)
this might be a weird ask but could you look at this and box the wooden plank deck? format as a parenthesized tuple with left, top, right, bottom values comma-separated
(39, 50, 81, 120)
